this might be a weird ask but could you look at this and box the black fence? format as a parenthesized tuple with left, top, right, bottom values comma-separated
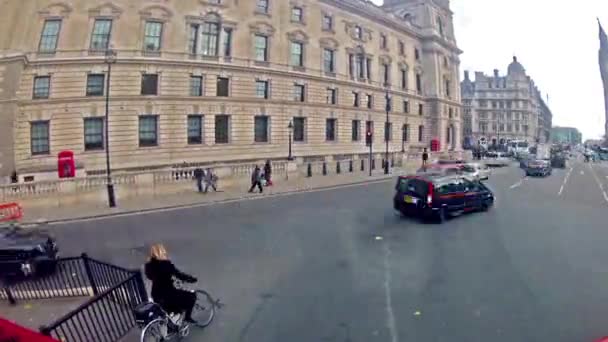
(1, 253, 135, 305)
(40, 273, 147, 342)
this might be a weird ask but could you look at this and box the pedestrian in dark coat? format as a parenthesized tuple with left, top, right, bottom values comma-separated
(263, 160, 272, 186)
(248, 165, 263, 193)
(204, 168, 217, 192)
(144, 244, 197, 322)
(422, 148, 429, 167)
(193, 167, 204, 193)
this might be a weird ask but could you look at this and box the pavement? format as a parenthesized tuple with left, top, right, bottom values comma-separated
(5, 157, 608, 341)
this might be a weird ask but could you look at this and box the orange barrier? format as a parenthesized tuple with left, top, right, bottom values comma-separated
(0, 202, 23, 223)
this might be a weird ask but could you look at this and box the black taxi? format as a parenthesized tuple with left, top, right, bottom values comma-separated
(393, 174, 494, 223)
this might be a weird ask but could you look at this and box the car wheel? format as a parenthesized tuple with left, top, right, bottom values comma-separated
(437, 208, 447, 224)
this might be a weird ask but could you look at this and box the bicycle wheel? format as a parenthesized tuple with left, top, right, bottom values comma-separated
(190, 289, 216, 328)
(141, 318, 168, 342)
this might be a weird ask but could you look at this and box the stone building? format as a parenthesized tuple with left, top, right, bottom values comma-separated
(0, 0, 462, 181)
(461, 57, 552, 148)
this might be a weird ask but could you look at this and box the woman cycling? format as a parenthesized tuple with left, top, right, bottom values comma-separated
(145, 243, 198, 322)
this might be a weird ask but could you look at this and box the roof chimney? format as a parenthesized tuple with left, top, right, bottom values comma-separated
(513, 56, 517, 62)
(464, 70, 470, 80)
(493, 69, 499, 77)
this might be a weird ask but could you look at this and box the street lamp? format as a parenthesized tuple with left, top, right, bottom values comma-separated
(104, 49, 117, 208)
(287, 120, 294, 161)
(384, 90, 391, 175)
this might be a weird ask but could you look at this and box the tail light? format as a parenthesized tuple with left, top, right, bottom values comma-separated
(427, 182, 434, 205)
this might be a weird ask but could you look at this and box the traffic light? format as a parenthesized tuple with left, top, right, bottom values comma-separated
(366, 130, 373, 145)
(385, 93, 392, 112)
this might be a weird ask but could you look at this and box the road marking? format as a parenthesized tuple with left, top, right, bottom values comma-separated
(558, 167, 574, 196)
(510, 179, 523, 189)
(382, 242, 399, 342)
(580, 171, 585, 175)
(588, 163, 608, 205)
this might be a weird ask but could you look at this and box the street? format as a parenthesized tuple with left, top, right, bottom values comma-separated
(51, 159, 608, 342)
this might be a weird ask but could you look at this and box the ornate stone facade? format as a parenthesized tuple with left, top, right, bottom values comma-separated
(461, 57, 552, 148)
(0, 0, 462, 179)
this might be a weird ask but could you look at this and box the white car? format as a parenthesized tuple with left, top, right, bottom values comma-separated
(462, 163, 491, 180)
(485, 152, 511, 167)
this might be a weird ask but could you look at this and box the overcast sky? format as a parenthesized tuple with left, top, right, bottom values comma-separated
(371, 0, 608, 139)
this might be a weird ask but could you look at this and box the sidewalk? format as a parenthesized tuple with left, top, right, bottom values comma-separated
(21, 167, 412, 224)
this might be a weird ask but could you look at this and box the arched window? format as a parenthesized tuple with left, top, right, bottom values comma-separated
(437, 16, 444, 36)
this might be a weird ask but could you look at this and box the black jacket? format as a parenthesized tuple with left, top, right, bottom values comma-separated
(145, 258, 196, 303)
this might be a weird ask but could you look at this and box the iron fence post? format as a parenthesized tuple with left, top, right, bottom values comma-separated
(82, 253, 99, 296)
(133, 270, 149, 302)
(39, 325, 52, 336)
(3, 286, 16, 305)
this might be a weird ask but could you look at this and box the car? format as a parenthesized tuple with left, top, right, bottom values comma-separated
(393, 174, 495, 223)
(526, 160, 552, 177)
(462, 163, 491, 180)
(416, 163, 464, 176)
(551, 154, 567, 168)
(0, 226, 58, 279)
(486, 152, 511, 167)
(520, 157, 531, 169)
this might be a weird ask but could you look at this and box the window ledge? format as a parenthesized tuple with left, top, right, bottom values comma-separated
(324, 71, 336, 78)
(36, 51, 56, 57)
(291, 65, 306, 72)
(201, 55, 220, 61)
(290, 20, 306, 25)
(322, 28, 335, 34)
(254, 10, 271, 17)
(254, 60, 270, 67)
(142, 50, 161, 57)
(223, 56, 233, 63)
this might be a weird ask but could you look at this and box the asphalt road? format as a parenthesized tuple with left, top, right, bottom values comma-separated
(50, 157, 608, 342)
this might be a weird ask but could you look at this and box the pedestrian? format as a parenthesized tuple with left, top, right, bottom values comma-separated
(193, 167, 204, 193)
(263, 160, 273, 186)
(204, 168, 218, 193)
(248, 165, 263, 193)
(422, 148, 429, 167)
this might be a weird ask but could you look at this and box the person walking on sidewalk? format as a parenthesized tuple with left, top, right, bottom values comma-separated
(193, 167, 204, 193)
(204, 168, 218, 193)
(263, 160, 273, 186)
(422, 148, 429, 167)
(249, 165, 263, 193)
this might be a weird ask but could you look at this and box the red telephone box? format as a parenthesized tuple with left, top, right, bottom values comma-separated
(430, 139, 441, 152)
(57, 150, 75, 178)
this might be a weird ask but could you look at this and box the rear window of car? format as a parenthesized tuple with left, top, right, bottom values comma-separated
(462, 165, 476, 172)
(434, 179, 465, 195)
(396, 178, 429, 197)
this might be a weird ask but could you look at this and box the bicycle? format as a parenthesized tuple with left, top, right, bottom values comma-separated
(134, 280, 220, 341)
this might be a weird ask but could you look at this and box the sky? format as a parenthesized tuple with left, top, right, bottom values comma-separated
(371, 0, 608, 140)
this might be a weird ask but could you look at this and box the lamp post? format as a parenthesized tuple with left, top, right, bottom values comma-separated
(384, 90, 391, 175)
(287, 120, 294, 161)
(104, 49, 117, 208)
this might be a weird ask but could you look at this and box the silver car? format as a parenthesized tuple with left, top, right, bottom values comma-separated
(462, 163, 491, 180)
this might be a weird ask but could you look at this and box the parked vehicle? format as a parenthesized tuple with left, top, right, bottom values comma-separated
(551, 154, 567, 168)
(462, 163, 491, 181)
(486, 152, 511, 167)
(0, 226, 58, 278)
(526, 160, 552, 177)
(416, 163, 464, 176)
(393, 175, 495, 223)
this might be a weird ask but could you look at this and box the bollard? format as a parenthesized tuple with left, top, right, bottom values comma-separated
(307, 163, 312, 177)
(361, 159, 365, 171)
(322, 162, 327, 175)
(391, 157, 395, 167)
(336, 161, 341, 174)
(349, 160, 353, 173)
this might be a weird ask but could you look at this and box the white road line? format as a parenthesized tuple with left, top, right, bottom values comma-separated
(510, 180, 523, 189)
(382, 242, 399, 342)
(588, 163, 608, 205)
(558, 167, 574, 196)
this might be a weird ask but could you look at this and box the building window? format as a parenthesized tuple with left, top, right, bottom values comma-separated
(254, 116, 269, 143)
(90, 19, 112, 51)
(437, 16, 444, 36)
(348, 54, 354, 77)
(403, 100, 409, 113)
(256, 80, 269, 99)
(366, 58, 372, 80)
(33, 76, 50, 99)
(403, 124, 409, 142)
(215, 115, 230, 143)
(39, 19, 61, 53)
(30, 121, 50, 155)
(291, 7, 303, 22)
(141, 74, 158, 95)
(326, 118, 336, 141)
(357, 55, 365, 79)
(84, 117, 104, 150)
(144, 21, 163, 52)
(187, 115, 203, 144)
(190, 76, 203, 96)
(256, 0, 269, 13)
(322, 15, 333, 30)
(492, 101, 497, 108)
(416, 73, 422, 93)
(353, 92, 360, 107)
(418, 103, 424, 115)
(201, 22, 219, 56)
(139, 116, 158, 147)
(414, 48, 420, 60)
(327, 88, 337, 105)
(380, 34, 387, 49)
(367, 94, 373, 109)
(254, 35, 268, 61)
(290, 41, 304, 67)
(382, 64, 390, 85)
(323, 48, 335, 73)
(355, 25, 362, 39)
(223, 28, 233, 57)
(293, 117, 305, 142)
(188, 24, 199, 54)
(401, 69, 407, 89)
(507, 124, 512, 132)
(398, 41, 405, 55)
(385, 122, 392, 142)
(365, 121, 374, 145)
(418, 125, 424, 142)
(217, 77, 229, 96)
(86, 74, 105, 96)
(294, 84, 305, 102)
(352, 120, 360, 141)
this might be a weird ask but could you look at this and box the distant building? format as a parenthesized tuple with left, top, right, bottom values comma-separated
(551, 127, 582, 145)
(461, 57, 553, 148)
